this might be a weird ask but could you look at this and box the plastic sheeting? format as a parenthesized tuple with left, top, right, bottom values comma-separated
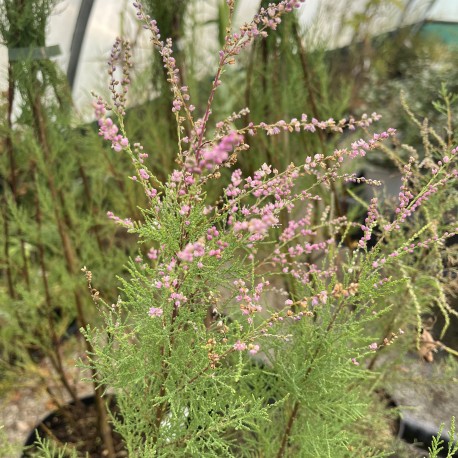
(1, 0, 457, 116)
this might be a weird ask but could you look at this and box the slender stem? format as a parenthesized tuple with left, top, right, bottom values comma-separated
(440, 343, 458, 357)
(244, 43, 255, 146)
(194, 0, 235, 156)
(276, 299, 347, 456)
(276, 401, 299, 457)
(3, 0, 33, 292)
(367, 314, 396, 371)
(1, 199, 15, 299)
(260, 26, 298, 301)
(3, 60, 30, 299)
(6, 65, 17, 195)
(28, 68, 116, 458)
(2, 64, 17, 299)
(152, 282, 182, 443)
(78, 163, 104, 252)
(19, 238, 30, 289)
(291, 19, 350, 249)
(102, 148, 138, 218)
(446, 93, 453, 148)
(195, 64, 224, 159)
(33, 169, 81, 405)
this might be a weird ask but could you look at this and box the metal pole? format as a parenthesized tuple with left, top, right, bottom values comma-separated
(67, 0, 95, 90)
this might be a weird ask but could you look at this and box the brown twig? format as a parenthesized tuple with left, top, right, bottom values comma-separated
(28, 68, 116, 457)
(33, 167, 81, 406)
(276, 299, 347, 457)
(291, 19, 351, 249)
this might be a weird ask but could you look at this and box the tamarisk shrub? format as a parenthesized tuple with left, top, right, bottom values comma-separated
(82, 1, 457, 456)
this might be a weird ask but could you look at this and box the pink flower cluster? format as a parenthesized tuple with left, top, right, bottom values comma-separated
(232, 0, 305, 46)
(94, 100, 129, 152)
(185, 132, 243, 174)
(134, 143, 149, 163)
(233, 213, 279, 242)
(393, 158, 415, 218)
(373, 276, 390, 289)
(148, 248, 158, 260)
(175, 226, 230, 264)
(225, 169, 243, 199)
(288, 240, 331, 257)
(233, 340, 247, 351)
(280, 207, 315, 242)
(169, 291, 187, 307)
(226, 163, 306, 242)
(160, 38, 180, 86)
(385, 150, 457, 232)
(149, 307, 163, 318)
(234, 279, 269, 323)
(387, 229, 457, 259)
(349, 129, 396, 158)
(154, 266, 178, 289)
(241, 113, 384, 137)
(311, 291, 328, 306)
(358, 197, 379, 249)
(207, 226, 219, 240)
(134, 6, 193, 121)
(106, 211, 133, 228)
(208, 239, 228, 259)
(271, 230, 336, 285)
(233, 340, 260, 355)
(177, 241, 205, 263)
(139, 169, 149, 180)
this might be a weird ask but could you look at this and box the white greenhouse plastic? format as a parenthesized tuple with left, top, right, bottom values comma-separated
(1, 0, 457, 117)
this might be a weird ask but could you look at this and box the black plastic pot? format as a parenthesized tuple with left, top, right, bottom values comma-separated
(399, 415, 457, 457)
(22, 394, 125, 458)
(22, 385, 456, 457)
